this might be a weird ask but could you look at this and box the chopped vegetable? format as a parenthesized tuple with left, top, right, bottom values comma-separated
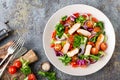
(96, 21, 104, 31)
(38, 71, 56, 80)
(54, 44, 62, 51)
(75, 16, 86, 24)
(73, 35, 84, 48)
(20, 58, 31, 75)
(55, 23, 64, 38)
(59, 54, 71, 65)
(61, 15, 67, 21)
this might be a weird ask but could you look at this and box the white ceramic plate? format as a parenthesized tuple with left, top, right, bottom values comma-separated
(43, 4, 115, 76)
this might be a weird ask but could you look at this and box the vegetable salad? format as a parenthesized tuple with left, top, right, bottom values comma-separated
(50, 13, 107, 68)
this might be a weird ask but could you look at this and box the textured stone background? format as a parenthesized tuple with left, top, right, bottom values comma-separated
(0, 0, 120, 80)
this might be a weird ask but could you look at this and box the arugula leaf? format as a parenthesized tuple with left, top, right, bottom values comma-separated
(73, 35, 84, 48)
(79, 55, 89, 59)
(89, 55, 100, 60)
(20, 58, 31, 75)
(96, 21, 104, 30)
(59, 54, 71, 65)
(55, 23, 64, 38)
(13, 78, 18, 80)
(75, 16, 86, 23)
(38, 71, 56, 80)
(61, 15, 67, 21)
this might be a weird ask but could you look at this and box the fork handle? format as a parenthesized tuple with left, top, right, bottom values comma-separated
(0, 54, 9, 66)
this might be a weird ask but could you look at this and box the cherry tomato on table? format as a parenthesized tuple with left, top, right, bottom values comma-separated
(28, 74, 37, 80)
(8, 66, 17, 74)
(13, 60, 22, 69)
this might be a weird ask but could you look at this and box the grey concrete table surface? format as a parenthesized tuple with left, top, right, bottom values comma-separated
(0, 0, 120, 80)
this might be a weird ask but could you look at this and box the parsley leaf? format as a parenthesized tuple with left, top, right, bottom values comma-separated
(75, 16, 86, 23)
(59, 54, 71, 65)
(73, 35, 84, 48)
(55, 23, 64, 38)
(38, 71, 56, 80)
(61, 15, 67, 21)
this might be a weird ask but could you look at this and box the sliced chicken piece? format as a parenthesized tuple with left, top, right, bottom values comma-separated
(77, 29, 91, 37)
(68, 23, 81, 35)
(67, 48, 79, 57)
(62, 41, 70, 54)
(95, 34, 104, 49)
(84, 45, 92, 55)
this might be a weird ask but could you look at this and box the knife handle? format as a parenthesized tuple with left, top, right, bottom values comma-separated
(0, 29, 8, 41)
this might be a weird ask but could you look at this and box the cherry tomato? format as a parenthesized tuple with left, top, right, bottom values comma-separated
(87, 41, 95, 47)
(65, 27, 69, 34)
(73, 13, 80, 18)
(28, 74, 37, 80)
(51, 43, 55, 48)
(60, 20, 65, 25)
(91, 47, 99, 55)
(69, 44, 73, 50)
(68, 35, 74, 43)
(93, 27, 101, 32)
(87, 13, 92, 16)
(71, 61, 78, 67)
(52, 31, 56, 40)
(86, 21, 94, 28)
(80, 64, 87, 68)
(72, 55, 78, 62)
(8, 66, 17, 74)
(92, 17, 98, 22)
(100, 42, 107, 51)
(54, 44, 62, 51)
(13, 60, 22, 69)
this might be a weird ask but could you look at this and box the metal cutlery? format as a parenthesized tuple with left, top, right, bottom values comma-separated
(0, 47, 27, 78)
(0, 36, 25, 66)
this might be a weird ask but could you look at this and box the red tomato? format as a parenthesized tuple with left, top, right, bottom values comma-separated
(87, 41, 95, 47)
(8, 66, 17, 74)
(87, 13, 92, 16)
(93, 27, 101, 32)
(69, 44, 73, 50)
(28, 74, 37, 80)
(91, 47, 99, 55)
(13, 60, 22, 69)
(86, 21, 94, 28)
(73, 13, 80, 18)
(50, 43, 55, 48)
(65, 27, 69, 34)
(100, 42, 107, 51)
(71, 61, 78, 67)
(68, 35, 74, 43)
(82, 14, 87, 18)
(54, 44, 62, 51)
(92, 17, 98, 22)
(52, 31, 56, 40)
(72, 55, 78, 62)
(60, 20, 65, 25)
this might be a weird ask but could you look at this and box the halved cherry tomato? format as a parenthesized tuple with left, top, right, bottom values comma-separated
(28, 74, 37, 80)
(87, 13, 92, 16)
(13, 60, 22, 69)
(69, 44, 73, 50)
(54, 44, 62, 51)
(8, 66, 17, 74)
(71, 61, 78, 67)
(91, 47, 99, 55)
(100, 42, 107, 51)
(86, 21, 94, 28)
(80, 64, 87, 68)
(87, 41, 95, 47)
(65, 27, 69, 34)
(72, 55, 78, 62)
(92, 17, 98, 22)
(73, 13, 80, 18)
(93, 27, 101, 32)
(51, 44, 55, 48)
(82, 14, 87, 18)
(68, 35, 74, 43)
(52, 31, 56, 40)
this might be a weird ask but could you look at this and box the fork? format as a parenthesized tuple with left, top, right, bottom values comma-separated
(0, 47, 27, 78)
(0, 36, 25, 66)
